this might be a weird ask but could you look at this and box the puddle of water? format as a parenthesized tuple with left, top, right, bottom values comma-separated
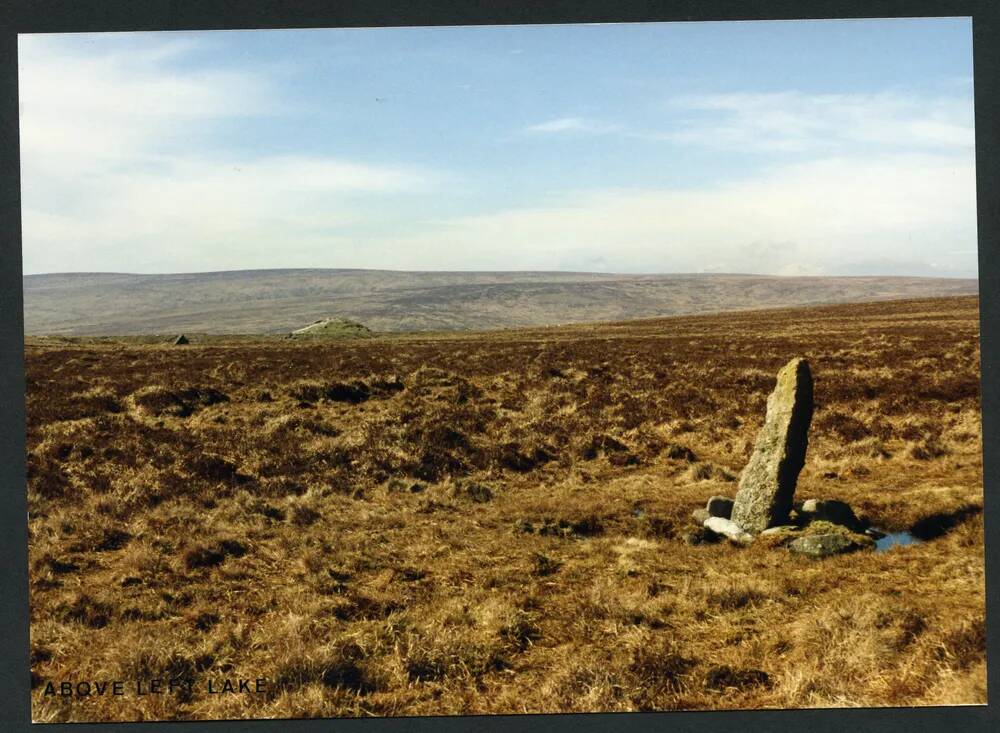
(874, 531, 921, 552)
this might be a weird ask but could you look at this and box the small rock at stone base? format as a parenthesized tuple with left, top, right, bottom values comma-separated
(788, 533, 867, 558)
(797, 498, 866, 532)
(706, 495, 735, 519)
(704, 517, 754, 546)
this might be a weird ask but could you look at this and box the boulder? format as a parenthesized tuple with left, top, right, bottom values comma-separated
(706, 495, 734, 519)
(731, 358, 814, 533)
(788, 533, 865, 558)
(704, 517, 754, 546)
(797, 498, 866, 532)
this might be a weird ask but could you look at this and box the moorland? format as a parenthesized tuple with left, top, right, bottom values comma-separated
(26, 295, 985, 721)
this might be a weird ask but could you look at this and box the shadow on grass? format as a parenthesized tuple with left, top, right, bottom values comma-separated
(909, 503, 982, 541)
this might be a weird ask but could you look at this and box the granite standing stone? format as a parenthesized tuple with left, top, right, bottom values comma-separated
(731, 357, 814, 533)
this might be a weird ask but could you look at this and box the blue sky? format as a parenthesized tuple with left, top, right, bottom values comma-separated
(18, 18, 977, 276)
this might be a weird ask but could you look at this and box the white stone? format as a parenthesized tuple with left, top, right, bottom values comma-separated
(704, 517, 754, 546)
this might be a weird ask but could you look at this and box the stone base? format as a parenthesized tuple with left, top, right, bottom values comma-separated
(688, 494, 873, 557)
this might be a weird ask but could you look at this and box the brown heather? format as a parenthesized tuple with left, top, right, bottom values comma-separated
(26, 296, 985, 722)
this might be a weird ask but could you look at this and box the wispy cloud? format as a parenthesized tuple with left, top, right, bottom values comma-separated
(520, 90, 973, 155)
(655, 90, 974, 153)
(524, 116, 619, 135)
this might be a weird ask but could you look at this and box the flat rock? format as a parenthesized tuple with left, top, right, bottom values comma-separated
(704, 517, 754, 546)
(788, 533, 863, 558)
(731, 358, 814, 533)
(706, 495, 734, 519)
(759, 525, 799, 536)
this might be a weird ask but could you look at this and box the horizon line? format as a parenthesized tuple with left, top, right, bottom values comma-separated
(21, 267, 981, 280)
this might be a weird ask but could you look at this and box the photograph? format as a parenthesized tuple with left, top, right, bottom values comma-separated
(18, 17, 986, 723)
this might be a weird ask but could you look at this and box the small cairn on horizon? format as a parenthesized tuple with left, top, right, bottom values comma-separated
(689, 357, 881, 557)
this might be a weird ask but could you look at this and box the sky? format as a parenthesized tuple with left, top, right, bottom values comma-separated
(17, 18, 977, 277)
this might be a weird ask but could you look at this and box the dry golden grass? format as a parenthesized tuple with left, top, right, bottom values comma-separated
(25, 296, 985, 722)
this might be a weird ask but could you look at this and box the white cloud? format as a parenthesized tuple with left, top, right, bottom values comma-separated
(374, 152, 977, 277)
(656, 90, 974, 153)
(21, 151, 435, 272)
(18, 35, 437, 274)
(18, 35, 270, 172)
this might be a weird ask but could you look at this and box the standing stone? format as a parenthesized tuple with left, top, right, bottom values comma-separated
(731, 357, 814, 534)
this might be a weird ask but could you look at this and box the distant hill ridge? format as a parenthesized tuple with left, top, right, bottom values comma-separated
(22, 269, 978, 336)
